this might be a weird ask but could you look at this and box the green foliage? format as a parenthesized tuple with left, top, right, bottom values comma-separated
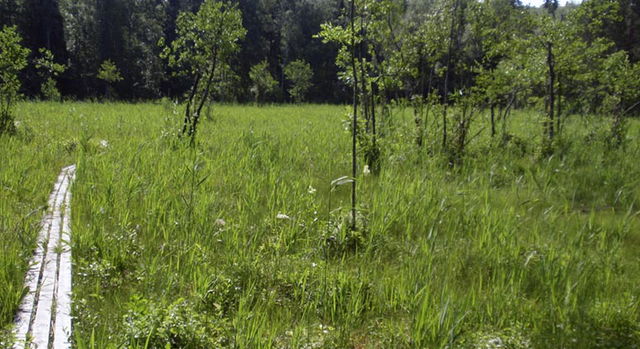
(35, 48, 66, 101)
(317, 0, 401, 92)
(161, 0, 245, 78)
(212, 63, 242, 103)
(39, 78, 61, 102)
(160, 0, 246, 143)
(97, 59, 123, 100)
(284, 60, 313, 103)
(96, 59, 123, 84)
(249, 60, 277, 104)
(599, 51, 640, 114)
(122, 296, 228, 348)
(599, 51, 640, 146)
(0, 25, 29, 134)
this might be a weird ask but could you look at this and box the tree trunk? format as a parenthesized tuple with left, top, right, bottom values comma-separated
(556, 72, 562, 135)
(490, 102, 496, 137)
(442, 0, 460, 150)
(368, 80, 380, 175)
(182, 73, 201, 136)
(350, 0, 358, 231)
(546, 42, 555, 141)
(191, 53, 218, 145)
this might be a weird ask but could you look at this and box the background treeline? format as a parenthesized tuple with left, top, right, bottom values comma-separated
(0, 0, 639, 105)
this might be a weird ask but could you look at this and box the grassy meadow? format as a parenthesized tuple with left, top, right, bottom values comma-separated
(1, 101, 640, 348)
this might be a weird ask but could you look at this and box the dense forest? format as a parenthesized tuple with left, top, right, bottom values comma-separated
(0, 0, 638, 106)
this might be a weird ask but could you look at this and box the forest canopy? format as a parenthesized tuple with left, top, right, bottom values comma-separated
(0, 0, 638, 108)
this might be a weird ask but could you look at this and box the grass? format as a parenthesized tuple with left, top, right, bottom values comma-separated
(0, 103, 77, 344)
(1, 101, 639, 348)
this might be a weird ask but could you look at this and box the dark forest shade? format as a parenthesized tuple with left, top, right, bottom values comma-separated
(0, 0, 639, 104)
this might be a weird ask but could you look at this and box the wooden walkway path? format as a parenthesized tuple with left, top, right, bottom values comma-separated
(13, 165, 76, 349)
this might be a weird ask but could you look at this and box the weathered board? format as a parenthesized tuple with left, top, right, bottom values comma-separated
(13, 165, 76, 349)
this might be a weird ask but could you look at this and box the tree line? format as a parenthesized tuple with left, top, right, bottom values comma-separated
(0, 0, 638, 105)
(0, 0, 347, 102)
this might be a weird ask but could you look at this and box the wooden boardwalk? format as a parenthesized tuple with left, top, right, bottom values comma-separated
(13, 165, 76, 349)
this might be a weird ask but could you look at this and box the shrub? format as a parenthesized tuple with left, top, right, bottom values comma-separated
(0, 26, 29, 134)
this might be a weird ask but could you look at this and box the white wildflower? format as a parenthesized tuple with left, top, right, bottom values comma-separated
(276, 213, 291, 220)
(308, 185, 317, 194)
(99, 139, 109, 149)
(215, 218, 226, 226)
(363, 164, 371, 176)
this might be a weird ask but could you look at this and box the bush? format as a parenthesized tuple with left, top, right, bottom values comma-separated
(0, 26, 29, 134)
(249, 60, 277, 104)
(123, 296, 229, 348)
(284, 60, 313, 103)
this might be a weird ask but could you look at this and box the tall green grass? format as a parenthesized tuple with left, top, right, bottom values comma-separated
(0, 102, 79, 343)
(2, 102, 639, 347)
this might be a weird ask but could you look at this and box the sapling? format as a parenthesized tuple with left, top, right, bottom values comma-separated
(249, 60, 277, 105)
(284, 60, 313, 103)
(160, 0, 246, 145)
(35, 48, 66, 101)
(0, 26, 29, 135)
(97, 59, 123, 100)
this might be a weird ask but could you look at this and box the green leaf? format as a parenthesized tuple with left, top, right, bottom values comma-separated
(331, 176, 355, 189)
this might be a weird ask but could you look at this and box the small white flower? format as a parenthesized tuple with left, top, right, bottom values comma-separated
(311, 262, 317, 268)
(99, 139, 109, 148)
(487, 337, 503, 347)
(276, 213, 291, 220)
(363, 165, 371, 176)
(215, 218, 226, 226)
(308, 185, 317, 194)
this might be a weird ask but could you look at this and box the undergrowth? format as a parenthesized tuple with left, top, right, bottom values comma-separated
(1, 102, 639, 348)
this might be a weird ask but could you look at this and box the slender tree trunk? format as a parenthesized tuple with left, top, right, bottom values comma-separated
(359, 39, 369, 133)
(194, 55, 218, 119)
(415, 103, 423, 147)
(556, 73, 562, 135)
(350, 0, 358, 231)
(190, 57, 217, 145)
(546, 42, 555, 140)
(501, 92, 516, 142)
(490, 102, 496, 137)
(371, 81, 377, 143)
(423, 66, 434, 147)
(442, 0, 460, 150)
(415, 56, 429, 147)
(182, 73, 202, 136)
(369, 80, 380, 175)
(419, 49, 426, 98)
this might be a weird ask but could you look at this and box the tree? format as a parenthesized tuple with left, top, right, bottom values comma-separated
(284, 59, 313, 102)
(21, 0, 67, 95)
(161, 0, 246, 145)
(599, 51, 640, 146)
(59, 0, 100, 97)
(35, 48, 66, 101)
(249, 60, 278, 104)
(0, 0, 22, 28)
(469, 0, 528, 139)
(0, 26, 30, 135)
(97, 59, 123, 99)
(318, 0, 365, 230)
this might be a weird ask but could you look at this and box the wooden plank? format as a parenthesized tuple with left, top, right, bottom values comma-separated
(53, 165, 75, 348)
(13, 165, 76, 349)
